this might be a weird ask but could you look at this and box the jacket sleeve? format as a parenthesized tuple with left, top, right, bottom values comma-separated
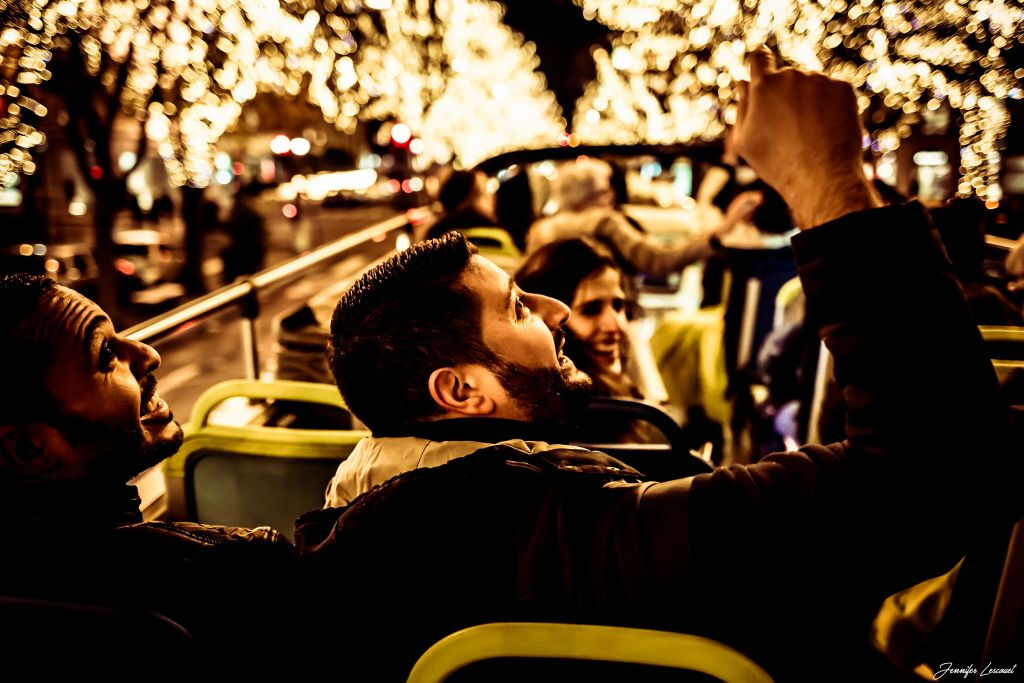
(594, 211, 716, 277)
(629, 202, 1016, 609)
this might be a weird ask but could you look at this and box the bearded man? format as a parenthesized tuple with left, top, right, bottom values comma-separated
(298, 51, 1020, 681)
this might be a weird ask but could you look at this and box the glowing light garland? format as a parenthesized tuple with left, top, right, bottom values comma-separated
(573, 0, 1024, 199)
(0, 0, 324, 187)
(309, 0, 563, 166)
(1, 0, 562, 184)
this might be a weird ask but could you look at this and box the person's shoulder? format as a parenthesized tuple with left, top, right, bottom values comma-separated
(111, 521, 293, 560)
(296, 443, 642, 551)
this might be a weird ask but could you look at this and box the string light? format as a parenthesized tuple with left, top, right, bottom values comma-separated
(0, 0, 320, 186)
(2, 0, 562, 184)
(309, 0, 563, 166)
(573, 0, 1023, 198)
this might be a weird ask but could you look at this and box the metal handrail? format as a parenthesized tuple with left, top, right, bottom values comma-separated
(123, 213, 409, 378)
(124, 213, 408, 345)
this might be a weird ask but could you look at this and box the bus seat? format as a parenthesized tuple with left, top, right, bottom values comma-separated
(983, 520, 1024, 663)
(164, 380, 368, 538)
(571, 397, 712, 479)
(0, 595, 192, 665)
(772, 276, 803, 331)
(461, 228, 522, 273)
(980, 326, 1024, 360)
(406, 622, 774, 683)
(650, 307, 731, 433)
(978, 326, 1024, 397)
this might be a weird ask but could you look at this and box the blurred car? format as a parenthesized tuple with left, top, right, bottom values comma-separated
(113, 228, 186, 305)
(0, 242, 99, 295)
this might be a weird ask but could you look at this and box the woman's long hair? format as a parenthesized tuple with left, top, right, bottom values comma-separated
(515, 238, 635, 398)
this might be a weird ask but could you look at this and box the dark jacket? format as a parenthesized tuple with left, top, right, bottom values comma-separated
(296, 203, 1019, 681)
(0, 479, 296, 656)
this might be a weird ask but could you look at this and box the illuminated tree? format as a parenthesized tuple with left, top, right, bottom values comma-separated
(308, 0, 564, 167)
(572, 0, 1024, 200)
(0, 0, 322, 312)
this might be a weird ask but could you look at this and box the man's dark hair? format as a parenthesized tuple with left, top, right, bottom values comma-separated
(0, 273, 57, 424)
(328, 233, 497, 434)
(438, 170, 477, 213)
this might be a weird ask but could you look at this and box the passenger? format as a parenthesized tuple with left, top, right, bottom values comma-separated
(302, 53, 1019, 681)
(525, 157, 761, 278)
(514, 237, 643, 401)
(514, 237, 676, 446)
(426, 168, 498, 240)
(0, 274, 294, 654)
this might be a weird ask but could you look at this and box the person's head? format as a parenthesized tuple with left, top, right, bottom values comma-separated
(328, 233, 591, 434)
(515, 238, 628, 378)
(0, 274, 182, 485)
(494, 167, 534, 251)
(554, 159, 614, 212)
(439, 169, 494, 219)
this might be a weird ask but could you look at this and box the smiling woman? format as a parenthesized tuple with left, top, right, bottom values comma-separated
(515, 236, 639, 400)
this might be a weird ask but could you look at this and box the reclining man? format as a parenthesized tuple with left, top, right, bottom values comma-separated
(298, 52, 1019, 681)
(0, 274, 295, 657)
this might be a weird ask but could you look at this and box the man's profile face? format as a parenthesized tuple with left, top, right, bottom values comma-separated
(458, 255, 591, 420)
(27, 286, 183, 481)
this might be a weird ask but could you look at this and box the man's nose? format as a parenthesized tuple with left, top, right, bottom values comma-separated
(124, 337, 161, 378)
(527, 293, 570, 330)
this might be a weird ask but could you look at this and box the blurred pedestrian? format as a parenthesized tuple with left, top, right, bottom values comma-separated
(427, 169, 497, 239)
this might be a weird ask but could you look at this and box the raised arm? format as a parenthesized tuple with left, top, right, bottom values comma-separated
(633, 51, 1015, 610)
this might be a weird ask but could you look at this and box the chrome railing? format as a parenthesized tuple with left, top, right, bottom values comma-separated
(123, 214, 409, 378)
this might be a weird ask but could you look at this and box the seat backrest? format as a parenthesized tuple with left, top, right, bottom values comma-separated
(406, 622, 774, 683)
(0, 595, 192, 656)
(165, 380, 368, 538)
(461, 227, 522, 259)
(982, 516, 1024, 663)
(571, 397, 711, 479)
(979, 326, 1024, 361)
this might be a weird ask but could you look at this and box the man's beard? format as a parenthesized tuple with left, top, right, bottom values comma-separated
(51, 410, 183, 484)
(490, 355, 593, 424)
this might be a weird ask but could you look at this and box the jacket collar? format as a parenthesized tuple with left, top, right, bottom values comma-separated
(378, 418, 569, 445)
(0, 478, 143, 531)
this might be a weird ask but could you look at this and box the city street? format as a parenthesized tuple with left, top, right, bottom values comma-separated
(148, 203, 401, 422)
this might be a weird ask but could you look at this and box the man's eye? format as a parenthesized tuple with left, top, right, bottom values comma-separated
(98, 339, 116, 372)
(580, 302, 602, 317)
(515, 298, 527, 319)
(611, 298, 625, 312)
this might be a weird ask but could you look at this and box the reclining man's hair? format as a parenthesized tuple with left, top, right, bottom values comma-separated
(328, 233, 497, 434)
(0, 273, 57, 425)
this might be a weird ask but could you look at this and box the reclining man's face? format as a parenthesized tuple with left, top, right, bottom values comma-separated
(16, 287, 183, 482)
(459, 255, 592, 421)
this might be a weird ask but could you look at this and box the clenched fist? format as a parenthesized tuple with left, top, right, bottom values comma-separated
(732, 49, 881, 229)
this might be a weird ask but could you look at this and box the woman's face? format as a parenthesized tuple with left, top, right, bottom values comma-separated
(568, 266, 627, 373)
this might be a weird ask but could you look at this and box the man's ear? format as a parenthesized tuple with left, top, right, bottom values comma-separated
(0, 423, 69, 479)
(427, 365, 498, 417)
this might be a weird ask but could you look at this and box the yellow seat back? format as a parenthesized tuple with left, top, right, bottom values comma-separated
(407, 622, 773, 683)
(163, 380, 368, 536)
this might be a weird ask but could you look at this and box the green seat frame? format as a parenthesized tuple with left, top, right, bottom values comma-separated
(164, 380, 368, 535)
(407, 622, 774, 683)
(979, 326, 1024, 382)
(460, 227, 522, 260)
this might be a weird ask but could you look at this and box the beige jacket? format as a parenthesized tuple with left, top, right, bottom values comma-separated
(324, 436, 583, 508)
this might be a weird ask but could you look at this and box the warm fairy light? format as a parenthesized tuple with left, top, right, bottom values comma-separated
(573, 0, 1024, 198)
(303, 0, 562, 167)
(2, 0, 562, 182)
(0, 0, 319, 186)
